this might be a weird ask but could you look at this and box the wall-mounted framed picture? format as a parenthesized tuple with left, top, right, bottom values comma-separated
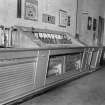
(67, 16, 71, 26)
(87, 16, 92, 30)
(93, 18, 97, 31)
(24, 0, 38, 21)
(59, 9, 67, 27)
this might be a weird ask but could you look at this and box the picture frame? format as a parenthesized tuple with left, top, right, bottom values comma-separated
(59, 9, 67, 27)
(24, 0, 38, 21)
(87, 16, 92, 30)
(67, 16, 71, 26)
(93, 18, 97, 31)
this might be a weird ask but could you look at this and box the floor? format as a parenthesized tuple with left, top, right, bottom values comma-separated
(20, 68, 105, 105)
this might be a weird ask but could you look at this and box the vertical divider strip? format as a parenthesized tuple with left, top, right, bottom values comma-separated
(17, 0, 22, 18)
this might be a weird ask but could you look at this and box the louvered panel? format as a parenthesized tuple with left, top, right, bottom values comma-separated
(0, 73, 33, 86)
(0, 75, 33, 92)
(0, 62, 35, 95)
(0, 84, 34, 103)
(0, 68, 33, 83)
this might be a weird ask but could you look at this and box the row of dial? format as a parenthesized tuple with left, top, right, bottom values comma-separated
(33, 33, 71, 40)
(33, 32, 72, 44)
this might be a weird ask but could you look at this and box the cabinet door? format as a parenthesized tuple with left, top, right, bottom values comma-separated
(90, 49, 102, 70)
(65, 54, 82, 73)
(34, 50, 49, 89)
(81, 50, 91, 72)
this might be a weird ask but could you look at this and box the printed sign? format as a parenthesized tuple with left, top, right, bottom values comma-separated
(87, 16, 92, 30)
(93, 18, 97, 31)
(42, 14, 55, 24)
(59, 10, 67, 27)
(25, 0, 38, 21)
(67, 16, 71, 26)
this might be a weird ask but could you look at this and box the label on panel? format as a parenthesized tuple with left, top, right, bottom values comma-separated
(42, 14, 55, 24)
(59, 10, 67, 27)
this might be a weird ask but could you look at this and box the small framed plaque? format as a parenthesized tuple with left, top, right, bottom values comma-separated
(87, 16, 92, 30)
(67, 16, 71, 26)
(24, 0, 38, 21)
(93, 18, 97, 31)
(59, 10, 67, 27)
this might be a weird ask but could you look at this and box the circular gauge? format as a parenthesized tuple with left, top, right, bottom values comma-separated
(43, 33, 47, 38)
(39, 33, 43, 38)
(51, 34, 55, 39)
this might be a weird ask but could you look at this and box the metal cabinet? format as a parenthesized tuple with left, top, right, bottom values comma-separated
(34, 50, 49, 89)
(81, 48, 93, 72)
(100, 47, 105, 66)
(90, 48, 102, 71)
(0, 47, 103, 105)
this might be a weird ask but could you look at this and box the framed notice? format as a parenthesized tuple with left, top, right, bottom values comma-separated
(87, 16, 92, 30)
(93, 18, 97, 31)
(67, 16, 71, 26)
(59, 10, 67, 27)
(24, 0, 38, 21)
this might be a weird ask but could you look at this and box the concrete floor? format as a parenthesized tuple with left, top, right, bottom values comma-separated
(20, 68, 105, 105)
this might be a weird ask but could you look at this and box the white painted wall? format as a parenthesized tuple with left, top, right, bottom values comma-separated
(0, 0, 77, 37)
(77, 0, 104, 46)
(0, 0, 104, 45)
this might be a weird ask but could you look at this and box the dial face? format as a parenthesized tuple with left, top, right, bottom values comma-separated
(33, 31, 72, 45)
(43, 33, 47, 38)
(34, 33, 39, 39)
(47, 34, 51, 39)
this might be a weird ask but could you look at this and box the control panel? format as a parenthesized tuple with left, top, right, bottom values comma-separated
(42, 14, 55, 24)
(33, 32, 72, 45)
(1, 26, 84, 48)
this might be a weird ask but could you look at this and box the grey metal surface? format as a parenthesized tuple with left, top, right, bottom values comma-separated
(0, 47, 103, 105)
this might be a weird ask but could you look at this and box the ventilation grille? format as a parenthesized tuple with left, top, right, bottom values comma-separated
(0, 62, 35, 102)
